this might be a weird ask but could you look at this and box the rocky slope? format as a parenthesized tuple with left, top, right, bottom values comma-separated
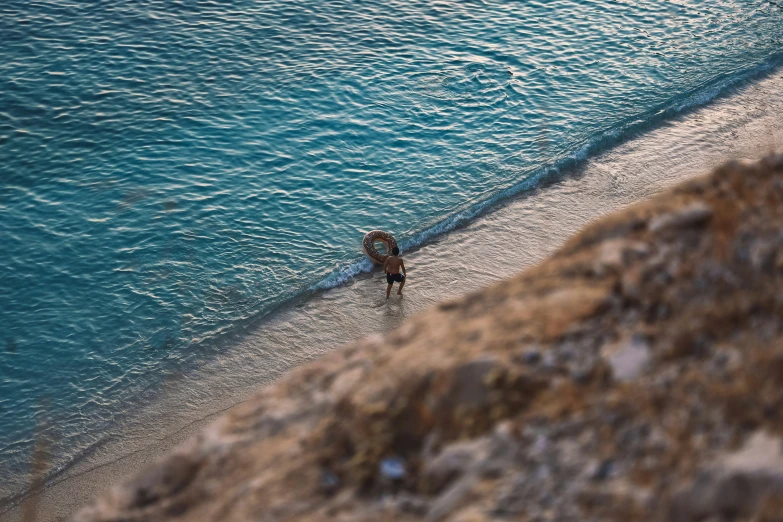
(75, 155, 783, 522)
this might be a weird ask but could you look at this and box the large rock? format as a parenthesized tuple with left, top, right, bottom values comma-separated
(75, 155, 783, 522)
(666, 431, 783, 522)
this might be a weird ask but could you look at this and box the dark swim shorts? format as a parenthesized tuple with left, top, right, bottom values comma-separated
(386, 272, 405, 284)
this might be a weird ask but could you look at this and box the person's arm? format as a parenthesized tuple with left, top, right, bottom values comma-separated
(401, 259, 406, 277)
(383, 257, 389, 273)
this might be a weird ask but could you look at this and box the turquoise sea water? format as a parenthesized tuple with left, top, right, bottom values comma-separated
(1, 0, 782, 502)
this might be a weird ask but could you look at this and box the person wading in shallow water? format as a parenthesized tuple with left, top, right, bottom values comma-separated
(383, 246, 406, 299)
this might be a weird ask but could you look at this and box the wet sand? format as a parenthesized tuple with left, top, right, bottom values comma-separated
(3, 67, 782, 522)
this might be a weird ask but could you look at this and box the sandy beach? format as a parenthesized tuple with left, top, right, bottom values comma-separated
(3, 66, 783, 522)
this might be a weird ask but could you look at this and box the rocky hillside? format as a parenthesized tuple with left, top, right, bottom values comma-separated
(75, 155, 783, 522)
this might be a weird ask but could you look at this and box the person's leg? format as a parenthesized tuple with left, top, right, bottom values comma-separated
(386, 283, 393, 299)
(397, 277, 405, 295)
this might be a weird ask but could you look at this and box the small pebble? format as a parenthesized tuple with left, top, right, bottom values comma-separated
(590, 459, 614, 481)
(523, 351, 541, 365)
(607, 338, 650, 382)
(570, 363, 595, 384)
(533, 435, 548, 454)
(320, 470, 340, 493)
(380, 457, 406, 480)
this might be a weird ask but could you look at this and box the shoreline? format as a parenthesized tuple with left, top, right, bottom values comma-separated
(4, 67, 783, 521)
(311, 54, 783, 294)
(73, 158, 783, 520)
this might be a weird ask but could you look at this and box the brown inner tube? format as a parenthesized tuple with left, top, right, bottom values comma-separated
(362, 230, 398, 265)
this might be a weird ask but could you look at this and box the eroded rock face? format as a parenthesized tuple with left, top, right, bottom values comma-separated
(75, 155, 783, 522)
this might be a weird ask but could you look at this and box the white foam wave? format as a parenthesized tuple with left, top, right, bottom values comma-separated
(675, 63, 775, 112)
(310, 257, 375, 291)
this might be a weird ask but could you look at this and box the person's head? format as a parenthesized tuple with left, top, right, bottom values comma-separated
(392, 246, 400, 256)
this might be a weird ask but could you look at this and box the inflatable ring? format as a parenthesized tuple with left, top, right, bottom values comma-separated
(362, 230, 398, 265)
